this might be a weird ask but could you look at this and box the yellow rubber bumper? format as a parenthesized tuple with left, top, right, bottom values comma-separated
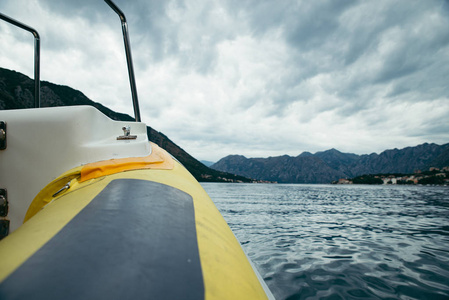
(0, 143, 271, 299)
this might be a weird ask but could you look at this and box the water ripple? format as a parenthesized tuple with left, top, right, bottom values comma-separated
(202, 183, 449, 300)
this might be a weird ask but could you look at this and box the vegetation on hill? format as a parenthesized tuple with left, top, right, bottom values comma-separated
(351, 175, 383, 185)
(0, 67, 252, 183)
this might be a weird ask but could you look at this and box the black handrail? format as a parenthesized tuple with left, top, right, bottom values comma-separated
(104, 0, 141, 122)
(0, 12, 40, 108)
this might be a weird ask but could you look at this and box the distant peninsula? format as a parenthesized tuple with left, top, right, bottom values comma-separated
(334, 166, 449, 185)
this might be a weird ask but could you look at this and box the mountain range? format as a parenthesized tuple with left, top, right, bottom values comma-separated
(3, 67, 448, 184)
(211, 144, 449, 183)
(0, 67, 251, 183)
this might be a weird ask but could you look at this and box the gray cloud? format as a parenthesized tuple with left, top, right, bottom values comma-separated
(1, 0, 448, 161)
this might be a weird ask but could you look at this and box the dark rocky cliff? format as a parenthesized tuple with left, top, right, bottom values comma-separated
(0, 67, 250, 183)
(350, 143, 449, 176)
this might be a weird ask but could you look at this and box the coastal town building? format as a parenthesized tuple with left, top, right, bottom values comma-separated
(337, 178, 353, 184)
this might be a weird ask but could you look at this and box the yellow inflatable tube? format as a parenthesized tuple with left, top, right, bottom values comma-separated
(0, 143, 273, 300)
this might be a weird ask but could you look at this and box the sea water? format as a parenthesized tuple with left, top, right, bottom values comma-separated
(201, 183, 449, 300)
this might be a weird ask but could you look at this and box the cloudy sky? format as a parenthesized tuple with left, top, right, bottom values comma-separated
(1, 0, 448, 162)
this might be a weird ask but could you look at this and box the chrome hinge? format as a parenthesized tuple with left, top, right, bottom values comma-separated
(0, 121, 6, 150)
(0, 189, 8, 240)
(117, 125, 137, 140)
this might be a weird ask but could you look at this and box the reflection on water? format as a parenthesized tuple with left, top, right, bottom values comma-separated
(201, 183, 449, 300)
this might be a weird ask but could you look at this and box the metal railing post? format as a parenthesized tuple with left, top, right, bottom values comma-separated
(0, 12, 40, 108)
(104, 0, 141, 122)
